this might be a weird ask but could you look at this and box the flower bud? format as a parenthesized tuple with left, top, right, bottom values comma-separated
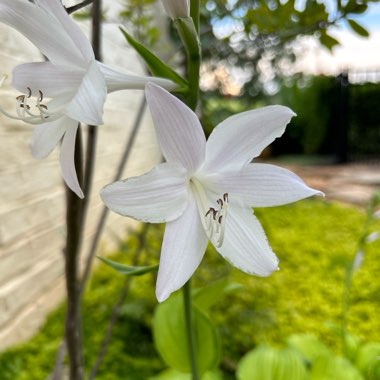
(160, 0, 190, 20)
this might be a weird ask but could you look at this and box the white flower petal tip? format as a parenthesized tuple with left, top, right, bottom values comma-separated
(161, 0, 190, 19)
(204, 105, 298, 172)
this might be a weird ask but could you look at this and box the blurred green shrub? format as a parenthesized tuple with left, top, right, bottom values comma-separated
(0, 200, 379, 379)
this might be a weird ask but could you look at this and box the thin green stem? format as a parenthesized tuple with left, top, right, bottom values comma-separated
(183, 280, 200, 380)
(190, 0, 200, 35)
(180, 2, 201, 379)
(341, 196, 377, 355)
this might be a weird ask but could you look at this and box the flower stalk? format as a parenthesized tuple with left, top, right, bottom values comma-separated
(64, 2, 103, 379)
(183, 280, 200, 380)
(182, 3, 200, 379)
(174, 17, 200, 110)
(64, 126, 85, 380)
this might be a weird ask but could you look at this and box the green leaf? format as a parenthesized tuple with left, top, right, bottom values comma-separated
(347, 19, 369, 37)
(320, 32, 340, 52)
(237, 345, 308, 380)
(287, 334, 332, 363)
(193, 278, 242, 311)
(310, 355, 364, 380)
(355, 342, 380, 380)
(97, 256, 158, 276)
(119, 27, 188, 89)
(149, 369, 223, 380)
(344, 0, 368, 14)
(153, 293, 221, 375)
(344, 333, 362, 362)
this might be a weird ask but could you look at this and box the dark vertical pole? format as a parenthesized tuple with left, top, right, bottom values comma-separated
(336, 72, 350, 163)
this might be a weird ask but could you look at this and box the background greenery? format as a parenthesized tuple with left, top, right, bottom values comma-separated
(1, 199, 379, 379)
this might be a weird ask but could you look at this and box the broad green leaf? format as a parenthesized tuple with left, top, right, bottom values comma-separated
(97, 256, 158, 276)
(320, 32, 340, 52)
(119, 28, 188, 89)
(347, 19, 369, 37)
(237, 345, 308, 380)
(355, 342, 380, 380)
(193, 278, 242, 311)
(310, 355, 364, 380)
(149, 369, 223, 380)
(344, 332, 362, 362)
(287, 334, 331, 363)
(153, 293, 220, 375)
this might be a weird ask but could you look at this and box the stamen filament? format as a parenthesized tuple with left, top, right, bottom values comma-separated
(0, 79, 56, 124)
(191, 177, 229, 248)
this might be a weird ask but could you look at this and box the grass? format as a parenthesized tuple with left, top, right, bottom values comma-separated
(0, 199, 379, 379)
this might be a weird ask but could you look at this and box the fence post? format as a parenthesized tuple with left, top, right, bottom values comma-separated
(335, 72, 350, 163)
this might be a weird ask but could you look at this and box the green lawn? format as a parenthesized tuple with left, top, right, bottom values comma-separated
(0, 199, 379, 379)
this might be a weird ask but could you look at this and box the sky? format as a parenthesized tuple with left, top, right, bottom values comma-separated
(296, 2, 380, 81)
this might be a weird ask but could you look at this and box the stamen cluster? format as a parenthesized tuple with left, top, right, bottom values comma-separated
(205, 193, 228, 248)
(15, 87, 49, 121)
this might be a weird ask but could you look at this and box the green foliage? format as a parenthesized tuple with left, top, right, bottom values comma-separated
(1, 200, 379, 379)
(119, 0, 160, 47)
(198, 0, 375, 96)
(347, 19, 369, 37)
(267, 75, 380, 157)
(120, 28, 188, 90)
(287, 334, 332, 363)
(273, 75, 335, 155)
(150, 368, 223, 380)
(237, 345, 308, 380)
(153, 293, 221, 375)
(355, 343, 380, 380)
(310, 355, 364, 380)
(98, 255, 158, 276)
(349, 82, 380, 157)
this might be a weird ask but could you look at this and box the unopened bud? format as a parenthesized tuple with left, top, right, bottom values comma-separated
(161, 0, 190, 20)
(366, 231, 380, 243)
(353, 250, 364, 271)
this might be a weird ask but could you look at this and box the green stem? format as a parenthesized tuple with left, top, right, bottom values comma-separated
(190, 0, 200, 35)
(341, 196, 376, 355)
(183, 280, 200, 380)
(174, 14, 201, 110)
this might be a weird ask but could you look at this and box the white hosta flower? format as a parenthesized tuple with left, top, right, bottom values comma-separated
(161, 0, 190, 19)
(0, 0, 176, 198)
(101, 83, 323, 302)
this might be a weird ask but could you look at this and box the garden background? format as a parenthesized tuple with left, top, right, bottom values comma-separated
(0, 0, 379, 379)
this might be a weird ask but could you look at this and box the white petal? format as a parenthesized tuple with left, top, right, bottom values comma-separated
(0, 0, 83, 67)
(60, 119, 84, 199)
(12, 62, 84, 98)
(203, 163, 324, 207)
(98, 62, 177, 93)
(156, 192, 208, 302)
(145, 83, 206, 172)
(31, 118, 67, 159)
(204, 106, 296, 172)
(101, 163, 189, 223)
(65, 61, 106, 125)
(216, 205, 279, 276)
(36, 0, 94, 62)
(161, 0, 190, 19)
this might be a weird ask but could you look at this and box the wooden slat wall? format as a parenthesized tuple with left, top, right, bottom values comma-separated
(0, 20, 161, 350)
